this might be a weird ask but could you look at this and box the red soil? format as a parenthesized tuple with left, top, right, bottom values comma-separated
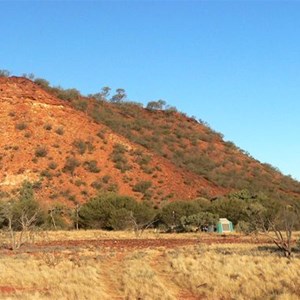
(0, 76, 225, 207)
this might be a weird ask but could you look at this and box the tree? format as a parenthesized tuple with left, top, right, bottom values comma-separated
(129, 202, 157, 236)
(180, 212, 219, 232)
(146, 100, 166, 110)
(89, 86, 111, 101)
(78, 193, 157, 232)
(0, 69, 10, 77)
(269, 205, 298, 257)
(73, 203, 81, 230)
(209, 197, 247, 225)
(101, 86, 111, 99)
(22, 73, 35, 80)
(245, 201, 298, 258)
(0, 181, 44, 250)
(79, 193, 135, 229)
(159, 200, 205, 231)
(111, 88, 126, 103)
(46, 203, 66, 230)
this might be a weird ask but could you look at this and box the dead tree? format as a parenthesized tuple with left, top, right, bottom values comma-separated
(74, 204, 81, 230)
(1, 201, 39, 250)
(17, 209, 38, 248)
(129, 211, 158, 237)
(254, 204, 298, 258)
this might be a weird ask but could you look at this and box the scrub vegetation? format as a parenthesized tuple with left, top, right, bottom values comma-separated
(21, 72, 300, 204)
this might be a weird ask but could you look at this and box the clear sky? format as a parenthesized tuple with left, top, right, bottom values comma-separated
(1, 1, 300, 180)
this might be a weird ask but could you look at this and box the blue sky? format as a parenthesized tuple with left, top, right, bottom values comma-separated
(1, 1, 300, 180)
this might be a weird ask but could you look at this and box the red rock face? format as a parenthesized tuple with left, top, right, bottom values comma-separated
(1, 76, 299, 207)
(0, 77, 225, 206)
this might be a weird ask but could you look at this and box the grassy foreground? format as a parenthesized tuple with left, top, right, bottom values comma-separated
(0, 230, 299, 299)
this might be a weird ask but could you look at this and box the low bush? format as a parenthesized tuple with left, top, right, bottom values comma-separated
(35, 146, 48, 158)
(43, 123, 52, 131)
(62, 157, 80, 175)
(55, 127, 64, 135)
(83, 160, 100, 173)
(133, 181, 152, 194)
(15, 122, 28, 130)
(73, 139, 87, 155)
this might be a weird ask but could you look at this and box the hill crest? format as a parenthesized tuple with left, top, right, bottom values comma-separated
(0, 76, 227, 206)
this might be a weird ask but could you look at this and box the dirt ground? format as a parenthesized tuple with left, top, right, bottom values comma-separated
(0, 232, 276, 255)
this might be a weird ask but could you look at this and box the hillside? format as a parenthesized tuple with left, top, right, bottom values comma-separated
(1, 76, 300, 207)
(66, 83, 300, 204)
(0, 76, 225, 206)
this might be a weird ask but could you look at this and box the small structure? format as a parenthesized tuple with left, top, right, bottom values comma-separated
(216, 218, 234, 233)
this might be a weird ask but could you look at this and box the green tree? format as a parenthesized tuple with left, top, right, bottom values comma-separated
(210, 197, 247, 225)
(79, 193, 134, 230)
(146, 100, 166, 110)
(129, 202, 157, 236)
(180, 212, 219, 232)
(0, 181, 45, 249)
(159, 200, 205, 231)
(101, 86, 111, 99)
(0, 69, 10, 77)
(111, 88, 126, 103)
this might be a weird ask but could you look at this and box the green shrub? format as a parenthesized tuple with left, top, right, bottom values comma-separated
(40, 169, 52, 179)
(96, 130, 106, 139)
(55, 127, 64, 135)
(83, 160, 100, 173)
(102, 175, 111, 183)
(15, 122, 28, 130)
(0, 181, 46, 231)
(91, 179, 103, 190)
(74, 179, 86, 187)
(86, 141, 95, 153)
(35, 146, 48, 158)
(107, 183, 119, 192)
(78, 193, 155, 230)
(57, 88, 81, 102)
(159, 200, 210, 231)
(62, 157, 80, 175)
(133, 181, 152, 194)
(180, 212, 218, 232)
(34, 78, 50, 89)
(43, 123, 52, 131)
(111, 143, 131, 173)
(73, 139, 87, 155)
(48, 162, 58, 170)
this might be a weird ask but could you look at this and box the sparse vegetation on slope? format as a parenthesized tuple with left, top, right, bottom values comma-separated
(1, 73, 300, 214)
(24, 73, 300, 204)
(1, 76, 217, 205)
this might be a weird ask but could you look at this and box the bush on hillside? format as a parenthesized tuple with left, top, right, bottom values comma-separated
(83, 160, 101, 173)
(62, 157, 80, 175)
(133, 181, 152, 194)
(35, 146, 48, 158)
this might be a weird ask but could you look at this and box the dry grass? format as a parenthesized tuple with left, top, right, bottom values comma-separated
(0, 255, 110, 299)
(164, 244, 300, 300)
(23, 229, 299, 243)
(115, 250, 176, 300)
(0, 230, 299, 299)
